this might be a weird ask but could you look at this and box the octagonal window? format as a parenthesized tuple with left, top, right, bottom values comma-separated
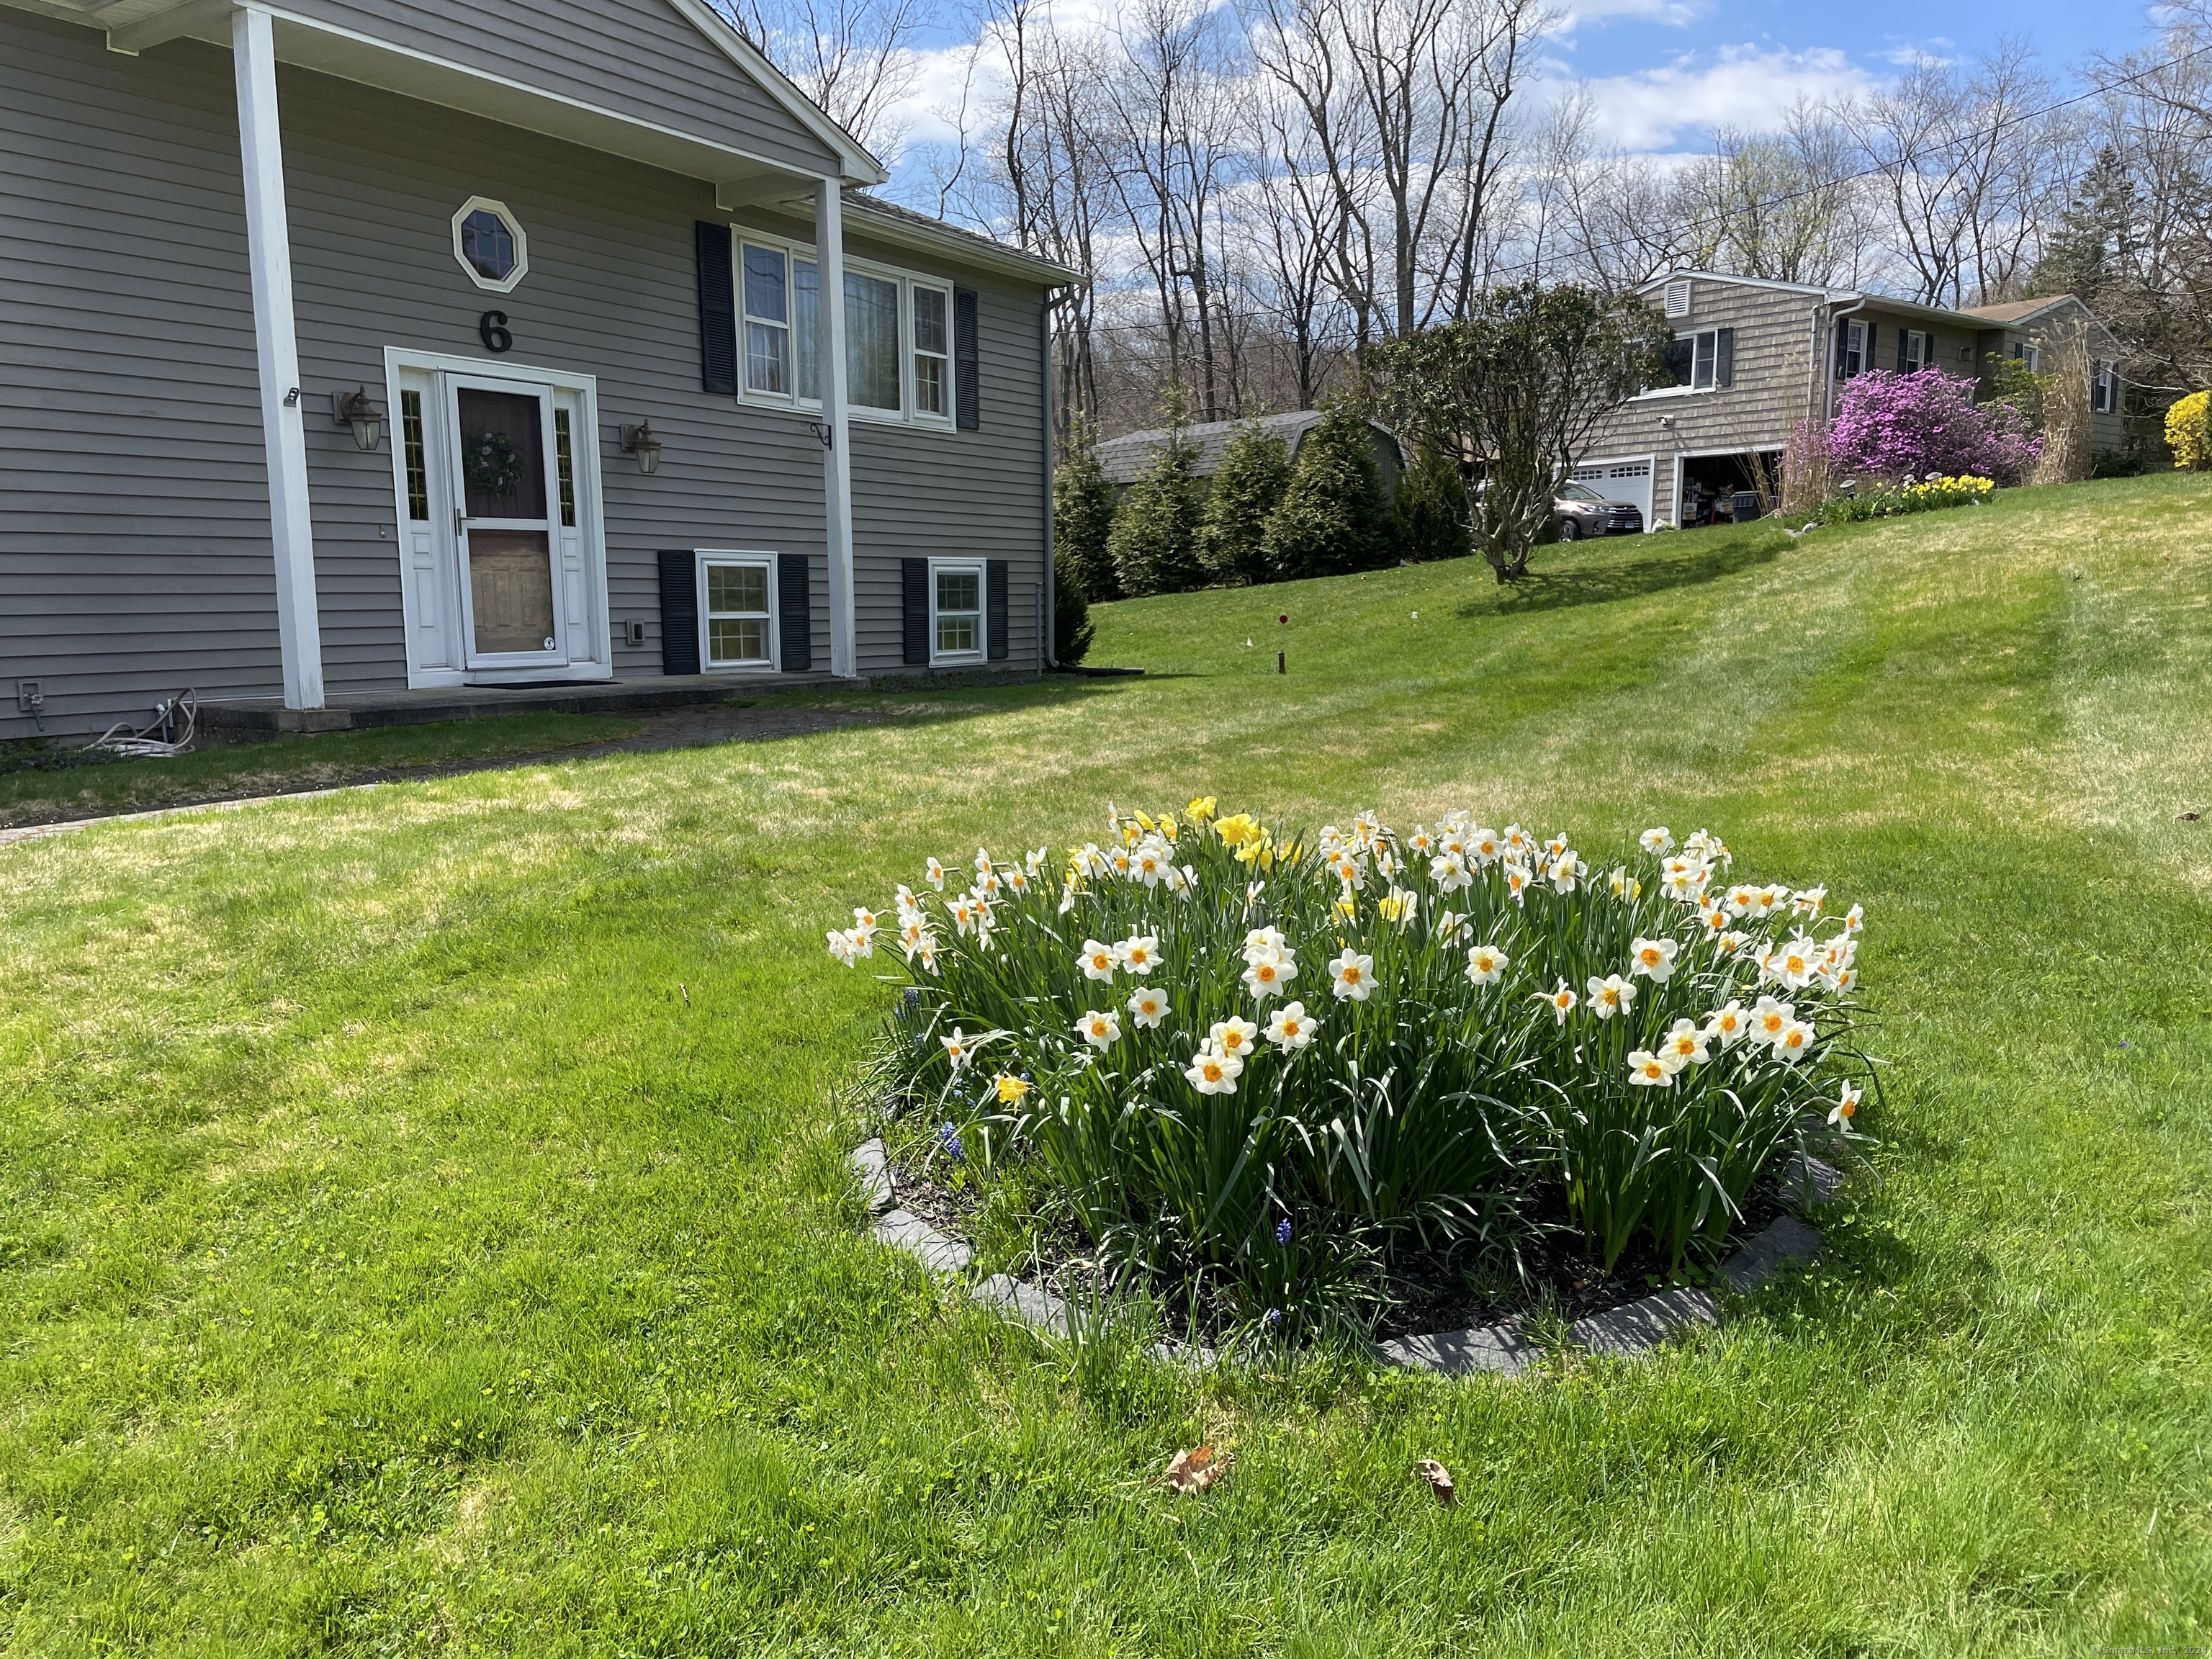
(450, 197, 528, 293)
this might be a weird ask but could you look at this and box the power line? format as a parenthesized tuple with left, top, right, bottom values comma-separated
(1012, 36, 2212, 343)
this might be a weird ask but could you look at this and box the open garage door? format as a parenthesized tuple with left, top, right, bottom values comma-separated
(1571, 457, 1656, 531)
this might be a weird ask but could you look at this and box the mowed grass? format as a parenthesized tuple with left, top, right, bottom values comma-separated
(0, 712, 644, 830)
(3, 473, 2211, 1655)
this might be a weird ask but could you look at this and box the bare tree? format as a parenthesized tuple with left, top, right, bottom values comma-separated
(714, 0, 930, 155)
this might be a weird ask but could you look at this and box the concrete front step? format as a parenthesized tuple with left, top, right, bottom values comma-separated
(197, 673, 859, 733)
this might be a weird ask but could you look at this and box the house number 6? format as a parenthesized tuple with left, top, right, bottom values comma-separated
(479, 310, 513, 353)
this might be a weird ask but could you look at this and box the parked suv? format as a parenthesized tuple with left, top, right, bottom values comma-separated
(1555, 481, 1644, 539)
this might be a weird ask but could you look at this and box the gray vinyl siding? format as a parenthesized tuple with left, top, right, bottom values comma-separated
(278, 0, 841, 177)
(0, 10, 1049, 739)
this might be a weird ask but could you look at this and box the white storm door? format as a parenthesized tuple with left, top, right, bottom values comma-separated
(443, 372, 566, 669)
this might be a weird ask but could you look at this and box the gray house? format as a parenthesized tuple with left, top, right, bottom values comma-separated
(1574, 271, 2128, 529)
(2, 0, 1074, 739)
(1094, 411, 1406, 498)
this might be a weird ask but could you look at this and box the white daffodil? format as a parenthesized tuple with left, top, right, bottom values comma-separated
(925, 858, 947, 891)
(1434, 909, 1470, 946)
(1003, 868, 1030, 894)
(1025, 847, 1048, 876)
(1586, 974, 1636, 1019)
(1113, 933, 1161, 976)
(1408, 826, 1435, 856)
(1705, 1000, 1750, 1047)
(1057, 880, 1079, 917)
(1606, 866, 1640, 901)
(1184, 1046, 1244, 1095)
(1074, 843, 1110, 879)
(1719, 928, 1753, 957)
(1469, 827, 1502, 865)
(1133, 837, 1171, 886)
(972, 869, 1002, 898)
(1750, 884, 1791, 921)
(1627, 1050, 1674, 1087)
(826, 929, 861, 966)
(1077, 939, 1117, 981)
(1658, 1017, 1709, 1071)
(1107, 846, 1136, 881)
(1696, 902, 1732, 940)
(1503, 862, 1532, 905)
(850, 907, 881, 941)
(1771, 932, 1820, 990)
(1076, 1008, 1123, 1051)
(1372, 846, 1401, 881)
(974, 848, 994, 876)
(1502, 824, 1532, 858)
(914, 940, 940, 975)
(1242, 951, 1298, 1000)
(1843, 902, 1865, 935)
(1430, 851, 1473, 892)
(895, 885, 920, 920)
(1465, 943, 1509, 985)
(1548, 853, 1584, 894)
(1829, 1079, 1863, 1129)
(1772, 1020, 1815, 1062)
(1125, 986, 1169, 1028)
(1266, 1001, 1318, 1051)
(1660, 857, 1709, 902)
(1793, 884, 1827, 917)
(1685, 829, 1731, 869)
(1327, 852, 1364, 890)
(1830, 965, 1859, 995)
(1166, 864, 1196, 898)
(1750, 995, 1796, 1048)
(1209, 1016, 1260, 1061)
(941, 1027, 975, 1070)
(1722, 884, 1757, 917)
(1329, 950, 1375, 1002)
(1244, 925, 1287, 961)
(1629, 935, 1679, 981)
(1640, 827, 1674, 855)
(948, 896, 979, 937)
(1537, 979, 1578, 1023)
(1546, 833, 1571, 858)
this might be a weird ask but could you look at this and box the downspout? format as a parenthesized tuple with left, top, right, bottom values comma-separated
(1039, 293, 1056, 670)
(1820, 295, 1868, 423)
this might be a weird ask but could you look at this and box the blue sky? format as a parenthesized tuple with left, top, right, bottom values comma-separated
(881, 0, 2165, 190)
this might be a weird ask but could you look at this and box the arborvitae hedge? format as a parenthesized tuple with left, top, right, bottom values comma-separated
(1197, 421, 1293, 585)
(1053, 431, 1120, 603)
(1108, 428, 1208, 598)
(1262, 401, 1395, 580)
(1395, 443, 1474, 562)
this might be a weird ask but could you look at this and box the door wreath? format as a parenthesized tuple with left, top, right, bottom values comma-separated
(462, 428, 526, 497)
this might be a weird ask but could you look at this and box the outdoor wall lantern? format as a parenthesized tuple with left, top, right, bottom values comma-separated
(621, 421, 663, 475)
(332, 387, 382, 451)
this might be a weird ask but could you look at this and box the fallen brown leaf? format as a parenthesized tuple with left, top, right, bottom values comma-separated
(1413, 1459, 1457, 1506)
(1164, 1444, 1233, 1493)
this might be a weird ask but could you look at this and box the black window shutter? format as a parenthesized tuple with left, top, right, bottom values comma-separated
(777, 552, 811, 672)
(657, 550, 701, 675)
(1714, 327, 1734, 387)
(695, 222, 736, 395)
(902, 557, 929, 665)
(1834, 321, 1849, 377)
(986, 559, 1009, 661)
(954, 287, 980, 431)
(1863, 322, 1876, 372)
(1897, 329, 1911, 372)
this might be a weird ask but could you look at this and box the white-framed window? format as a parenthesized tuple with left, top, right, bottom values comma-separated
(451, 197, 528, 293)
(2092, 359, 2118, 413)
(1901, 329, 1930, 372)
(2013, 340, 2042, 373)
(1838, 320, 1866, 378)
(912, 279, 953, 421)
(698, 552, 778, 671)
(930, 558, 986, 664)
(734, 231, 955, 428)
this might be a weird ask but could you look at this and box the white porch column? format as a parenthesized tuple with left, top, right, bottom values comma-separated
(232, 4, 324, 709)
(815, 178, 856, 678)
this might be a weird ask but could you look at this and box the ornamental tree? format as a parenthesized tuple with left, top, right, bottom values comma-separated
(1372, 282, 1670, 582)
(1830, 367, 2043, 486)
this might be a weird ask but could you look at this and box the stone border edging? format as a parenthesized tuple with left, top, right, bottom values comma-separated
(850, 1137, 1840, 1373)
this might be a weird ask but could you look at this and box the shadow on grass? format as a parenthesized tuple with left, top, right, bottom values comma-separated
(1463, 531, 1789, 619)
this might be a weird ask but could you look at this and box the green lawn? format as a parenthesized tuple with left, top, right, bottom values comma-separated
(4, 474, 2210, 1655)
(0, 712, 643, 830)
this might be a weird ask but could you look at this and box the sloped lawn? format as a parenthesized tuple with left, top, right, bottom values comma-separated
(3, 474, 2209, 1655)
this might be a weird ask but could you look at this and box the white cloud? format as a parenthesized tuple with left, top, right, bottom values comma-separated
(1570, 43, 1876, 151)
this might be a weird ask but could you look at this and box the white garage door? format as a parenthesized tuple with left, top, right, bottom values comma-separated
(1571, 457, 1656, 531)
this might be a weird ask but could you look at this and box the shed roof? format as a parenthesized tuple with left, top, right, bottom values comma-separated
(1093, 410, 1399, 484)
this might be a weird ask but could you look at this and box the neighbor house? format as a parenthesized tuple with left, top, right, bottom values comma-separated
(1094, 410, 1406, 499)
(1573, 271, 2128, 529)
(1, 0, 1076, 741)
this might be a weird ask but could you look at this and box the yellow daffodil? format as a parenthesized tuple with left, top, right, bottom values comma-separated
(1186, 796, 1218, 823)
(1215, 812, 1260, 848)
(996, 1073, 1032, 1103)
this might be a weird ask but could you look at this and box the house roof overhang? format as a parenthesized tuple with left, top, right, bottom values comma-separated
(11, 0, 889, 191)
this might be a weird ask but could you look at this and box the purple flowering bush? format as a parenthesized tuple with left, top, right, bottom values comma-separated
(1830, 368, 2043, 486)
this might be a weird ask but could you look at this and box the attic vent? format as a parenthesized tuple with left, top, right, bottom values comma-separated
(1663, 279, 1692, 318)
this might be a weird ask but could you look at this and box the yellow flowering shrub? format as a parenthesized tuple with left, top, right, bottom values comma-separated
(2166, 390, 2211, 471)
(832, 806, 1871, 1331)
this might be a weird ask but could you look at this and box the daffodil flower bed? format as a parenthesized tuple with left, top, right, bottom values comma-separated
(832, 802, 1869, 1329)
